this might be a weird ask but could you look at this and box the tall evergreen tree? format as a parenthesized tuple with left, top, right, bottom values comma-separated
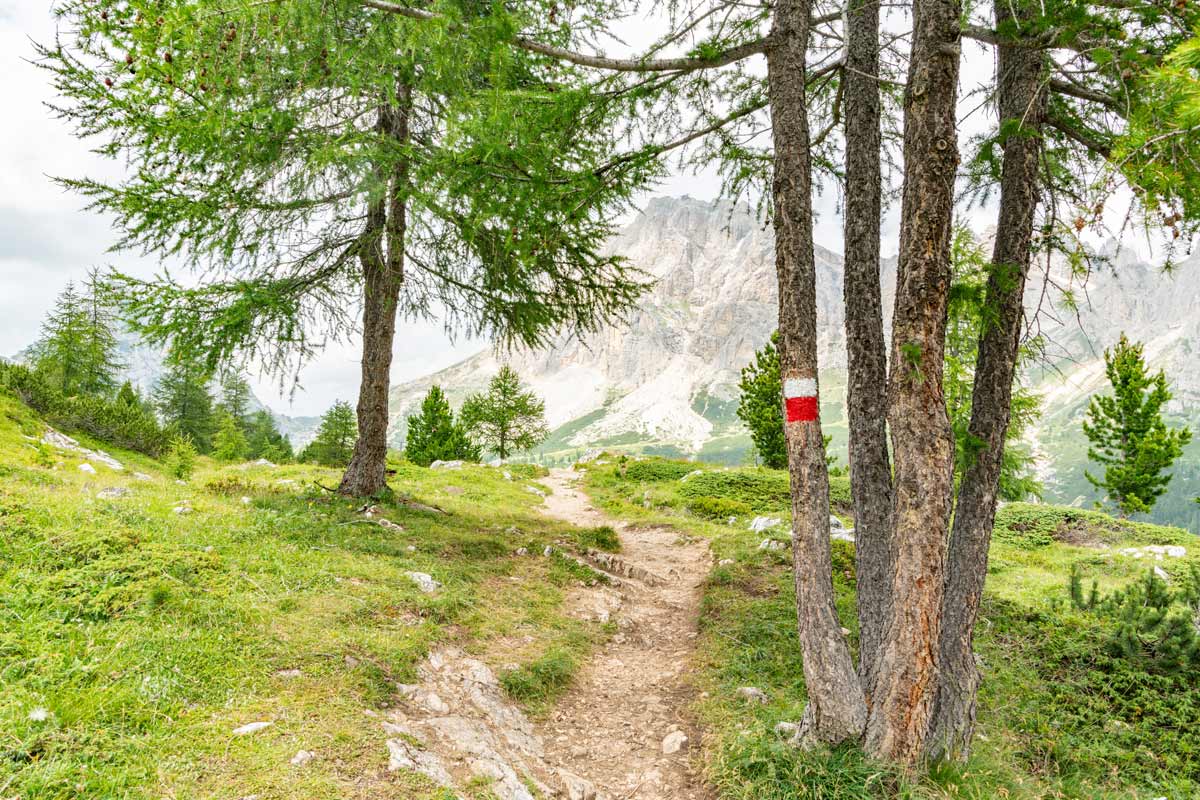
(1083, 334, 1192, 516)
(246, 409, 294, 463)
(212, 409, 250, 462)
(154, 361, 217, 452)
(218, 371, 254, 430)
(304, 401, 358, 467)
(460, 366, 548, 460)
(737, 332, 787, 470)
(405, 385, 480, 466)
(44, 0, 651, 496)
(30, 278, 124, 397)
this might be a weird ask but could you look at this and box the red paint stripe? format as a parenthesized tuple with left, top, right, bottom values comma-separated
(785, 396, 818, 423)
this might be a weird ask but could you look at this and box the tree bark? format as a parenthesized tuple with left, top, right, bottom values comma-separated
(339, 79, 413, 496)
(926, 1, 1046, 761)
(767, 0, 867, 745)
(864, 0, 961, 765)
(842, 0, 894, 703)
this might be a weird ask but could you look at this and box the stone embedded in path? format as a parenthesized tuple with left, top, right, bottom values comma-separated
(559, 769, 597, 800)
(661, 730, 688, 755)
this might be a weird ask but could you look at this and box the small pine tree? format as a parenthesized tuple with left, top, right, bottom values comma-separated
(154, 361, 217, 452)
(736, 331, 787, 469)
(218, 370, 254, 429)
(77, 268, 126, 397)
(1083, 333, 1193, 515)
(405, 385, 481, 466)
(460, 366, 549, 460)
(246, 409, 293, 462)
(736, 332, 842, 473)
(212, 409, 249, 462)
(115, 380, 140, 408)
(306, 401, 357, 466)
(165, 434, 198, 480)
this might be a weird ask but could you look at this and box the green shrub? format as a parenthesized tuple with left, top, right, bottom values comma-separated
(679, 469, 791, 511)
(686, 495, 752, 520)
(829, 475, 852, 510)
(622, 459, 696, 482)
(165, 435, 198, 480)
(0, 363, 168, 456)
(574, 525, 621, 552)
(994, 503, 1193, 550)
(500, 647, 577, 706)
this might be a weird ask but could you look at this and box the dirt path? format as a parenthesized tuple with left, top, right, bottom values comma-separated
(534, 467, 715, 800)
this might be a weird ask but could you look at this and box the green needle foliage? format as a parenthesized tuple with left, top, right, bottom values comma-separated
(154, 360, 217, 452)
(944, 229, 1042, 501)
(30, 272, 125, 399)
(217, 371, 253, 430)
(1083, 334, 1193, 516)
(39, 0, 652, 375)
(303, 401, 358, 467)
(212, 409, 250, 462)
(460, 365, 548, 460)
(405, 385, 480, 466)
(245, 409, 294, 463)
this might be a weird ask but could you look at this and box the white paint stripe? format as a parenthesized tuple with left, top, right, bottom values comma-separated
(783, 377, 817, 398)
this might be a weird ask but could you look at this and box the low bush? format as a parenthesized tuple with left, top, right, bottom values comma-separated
(575, 525, 621, 552)
(679, 469, 791, 511)
(686, 495, 752, 521)
(622, 459, 697, 482)
(994, 503, 1193, 550)
(0, 363, 167, 456)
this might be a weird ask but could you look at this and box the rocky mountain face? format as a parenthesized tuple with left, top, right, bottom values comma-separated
(394, 195, 1200, 531)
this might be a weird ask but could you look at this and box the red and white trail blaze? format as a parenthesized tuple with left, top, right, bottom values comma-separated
(783, 376, 819, 423)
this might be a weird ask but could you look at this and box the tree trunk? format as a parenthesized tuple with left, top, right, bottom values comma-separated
(339, 79, 413, 496)
(842, 0, 894, 703)
(767, 0, 867, 745)
(926, 2, 1046, 761)
(864, 0, 961, 765)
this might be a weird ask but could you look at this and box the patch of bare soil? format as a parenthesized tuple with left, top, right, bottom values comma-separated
(535, 468, 714, 800)
(378, 467, 714, 800)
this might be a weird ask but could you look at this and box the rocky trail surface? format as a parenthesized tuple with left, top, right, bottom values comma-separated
(380, 467, 714, 799)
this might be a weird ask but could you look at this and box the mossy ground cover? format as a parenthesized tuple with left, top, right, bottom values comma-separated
(581, 455, 1200, 799)
(0, 392, 607, 800)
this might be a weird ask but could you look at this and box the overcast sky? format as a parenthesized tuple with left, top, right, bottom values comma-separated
(0, 1, 1006, 417)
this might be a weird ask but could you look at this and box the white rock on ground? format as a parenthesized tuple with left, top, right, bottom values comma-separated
(290, 750, 314, 766)
(737, 686, 769, 704)
(758, 538, 787, 551)
(405, 571, 442, 593)
(430, 459, 464, 470)
(44, 428, 124, 470)
(1120, 545, 1187, 560)
(748, 516, 782, 533)
(172, 504, 193, 515)
(661, 730, 688, 755)
(133, 472, 154, 482)
(829, 515, 845, 530)
(78, 463, 97, 474)
(680, 469, 704, 483)
(97, 487, 131, 499)
(232, 721, 273, 735)
(560, 769, 597, 800)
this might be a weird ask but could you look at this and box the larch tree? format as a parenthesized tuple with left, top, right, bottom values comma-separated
(460, 366, 548, 460)
(43, 0, 651, 497)
(1083, 334, 1192, 516)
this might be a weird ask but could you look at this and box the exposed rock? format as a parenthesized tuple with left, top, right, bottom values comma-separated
(232, 721, 273, 735)
(290, 749, 314, 766)
(543, 545, 554, 557)
(503, 470, 513, 481)
(378, 518, 405, 532)
(560, 769, 597, 800)
(1155, 566, 1170, 581)
(576, 448, 604, 464)
(1120, 545, 1187, 560)
(661, 730, 688, 755)
(97, 487, 131, 499)
(240, 496, 252, 505)
(78, 463, 97, 475)
(405, 571, 442, 593)
(132, 472, 154, 482)
(430, 459, 464, 470)
(831, 529, 856, 543)
(748, 516, 782, 533)
(717, 558, 735, 566)
(515, 547, 529, 556)
(253, 458, 277, 467)
(274, 668, 302, 678)
(680, 469, 704, 483)
(444, 485, 465, 496)
(172, 504, 193, 515)
(526, 485, 547, 498)
(758, 538, 787, 552)
(44, 428, 124, 470)
(736, 686, 768, 704)
(774, 721, 800, 738)
(829, 515, 845, 530)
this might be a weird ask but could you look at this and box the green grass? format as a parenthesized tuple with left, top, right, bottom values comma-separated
(580, 455, 1200, 800)
(0, 391, 605, 800)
